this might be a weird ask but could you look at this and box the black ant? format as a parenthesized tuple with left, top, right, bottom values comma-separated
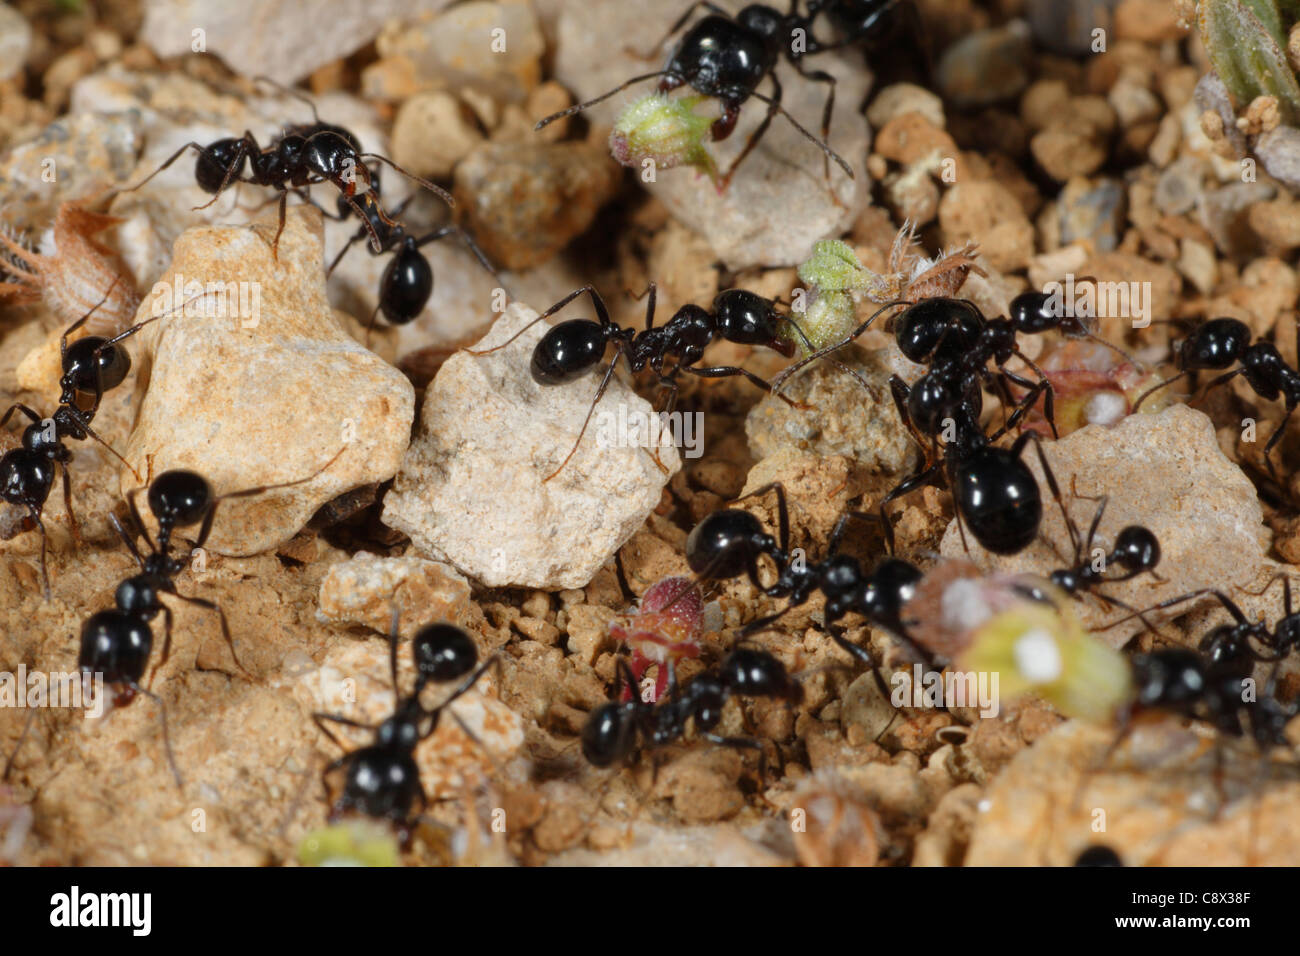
(467, 283, 813, 481)
(5, 457, 343, 789)
(582, 647, 802, 781)
(312, 617, 497, 837)
(683, 485, 927, 673)
(0, 284, 184, 597)
(1073, 844, 1123, 866)
(535, 3, 854, 191)
(126, 89, 448, 259)
(324, 170, 504, 331)
(1133, 316, 1300, 477)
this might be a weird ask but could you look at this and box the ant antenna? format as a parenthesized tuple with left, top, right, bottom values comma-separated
(534, 71, 678, 129)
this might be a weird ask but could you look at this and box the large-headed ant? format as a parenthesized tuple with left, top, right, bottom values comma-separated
(324, 170, 504, 330)
(582, 647, 801, 781)
(312, 618, 497, 837)
(126, 84, 449, 259)
(468, 283, 810, 481)
(1133, 316, 1300, 477)
(684, 485, 927, 671)
(536, 2, 854, 191)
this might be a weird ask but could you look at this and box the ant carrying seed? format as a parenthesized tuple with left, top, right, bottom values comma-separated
(312, 615, 498, 839)
(323, 168, 505, 332)
(683, 485, 928, 674)
(1133, 316, 1300, 478)
(125, 82, 449, 260)
(536, 2, 855, 191)
(581, 646, 802, 782)
(467, 282, 814, 481)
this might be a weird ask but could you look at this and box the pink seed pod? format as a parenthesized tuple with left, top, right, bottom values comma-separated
(609, 575, 704, 702)
(0, 196, 140, 335)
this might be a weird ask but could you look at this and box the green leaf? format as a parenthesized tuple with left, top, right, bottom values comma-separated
(1200, 0, 1300, 123)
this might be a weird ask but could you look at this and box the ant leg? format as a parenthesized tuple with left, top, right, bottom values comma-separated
(733, 480, 790, 554)
(827, 510, 883, 556)
(312, 713, 375, 753)
(543, 351, 624, 482)
(411, 224, 512, 299)
(1259, 402, 1295, 481)
(59, 280, 120, 360)
(108, 513, 146, 571)
(191, 134, 260, 211)
(150, 604, 175, 686)
(771, 301, 910, 394)
(878, 462, 942, 555)
(355, 151, 453, 207)
(535, 71, 679, 130)
(1093, 587, 1251, 633)
(165, 588, 250, 677)
(125, 140, 231, 194)
(716, 81, 780, 188)
(130, 683, 182, 789)
(700, 732, 775, 785)
(680, 363, 812, 410)
(0, 403, 42, 428)
(466, 284, 613, 356)
(1131, 369, 1194, 413)
(27, 507, 50, 600)
(749, 84, 853, 178)
(326, 228, 367, 277)
(1007, 350, 1058, 439)
(655, 2, 730, 51)
(789, 56, 838, 193)
(59, 463, 81, 547)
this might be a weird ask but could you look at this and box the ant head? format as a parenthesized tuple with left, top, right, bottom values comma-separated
(686, 508, 769, 579)
(712, 289, 796, 356)
(195, 138, 250, 194)
(581, 701, 636, 767)
(737, 5, 785, 42)
(114, 574, 161, 619)
(893, 298, 984, 364)
(1074, 844, 1123, 866)
(1181, 317, 1250, 372)
(1009, 291, 1059, 335)
(79, 609, 152, 685)
(62, 336, 131, 397)
(379, 244, 433, 325)
(413, 623, 477, 686)
(147, 470, 214, 530)
(721, 647, 802, 703)
(531, 319, 608, 385)
(1131, 648, 1205, 710)
(301, 130, 368, 196)
(669, 11, 777, 98)
(1112, 526, 1159, 574)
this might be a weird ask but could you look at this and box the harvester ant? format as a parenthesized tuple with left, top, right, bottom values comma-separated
(126, 86, 449, 259)
(467, 283, 815, 481)
(581, 647, 802, 781)
(312, 617, 497, 836)
(535, 2, 854, 191)
(1133, 316, 1300, 477)
(683, 485, 927, 671)
(0, 283, 189, 597)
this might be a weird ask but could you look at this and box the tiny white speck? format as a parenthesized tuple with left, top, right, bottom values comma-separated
(1014, 628, 1063, 683)
(978, 799, 992, 813)
(1084, 391, 1127, 426)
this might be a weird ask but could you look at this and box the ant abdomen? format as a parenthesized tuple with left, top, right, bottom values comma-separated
(953, 447, 1042, 555)
(79, 609, 152, 686)
(194, 138, 248, 193)
(685, 509, 768, 578)
(892, 297, 983, 364)
(581, 702, 635, 767)
(531, 319, 608, 385)
(379, 244, 433, 325)
(1112, 526, 1159, 573)
(413, 623, 477, 686)
(147, 470, 214, 529)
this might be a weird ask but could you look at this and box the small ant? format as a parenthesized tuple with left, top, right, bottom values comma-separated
(312, 618, 497, 837)
(1133, 316, 1300, 477)
(324, 170, 504, 330)
(536, 3, 854, 191)
(126, 87, 448, 259)
(468, 283, 811, 481)
(582, 647, 802, 781)
(684, 485, 927, 672)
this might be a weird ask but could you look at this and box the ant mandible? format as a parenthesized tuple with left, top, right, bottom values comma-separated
(536, 3, 854, 191)
(312, 616, 498, 837)
(468, 283, 813, 481)
(582, 647, 802, 782)
(1133, 317, 1300, 478)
